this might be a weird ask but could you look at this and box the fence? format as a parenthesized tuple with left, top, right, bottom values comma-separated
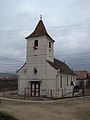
(23, 87, 87, 99)
(0, 88, 90, 99)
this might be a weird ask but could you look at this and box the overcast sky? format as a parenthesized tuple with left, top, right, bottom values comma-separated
(0, 0, 90, 73)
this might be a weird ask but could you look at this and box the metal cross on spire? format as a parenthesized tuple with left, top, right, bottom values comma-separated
(40, 14, 42, 20)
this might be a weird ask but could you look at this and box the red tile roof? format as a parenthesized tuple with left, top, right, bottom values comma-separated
(25, 20, 55, 42)
(75, 71, 88, 80)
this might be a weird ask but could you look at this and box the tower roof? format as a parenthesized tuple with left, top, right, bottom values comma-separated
(25, 19, 55, 42)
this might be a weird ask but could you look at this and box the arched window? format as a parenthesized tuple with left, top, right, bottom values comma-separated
(67, 76, 68, 86)
(35, 40, 38, 47)
(60, 76, 62, 88)
(49, 41, 51, 48)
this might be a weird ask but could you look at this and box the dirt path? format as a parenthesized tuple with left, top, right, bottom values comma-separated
(0, 97, 90, 120)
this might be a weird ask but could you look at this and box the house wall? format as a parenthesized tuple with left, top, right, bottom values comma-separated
(56, 74, 76, 97)
(46, 62, 57, 89)
(18, 64, 28, 95)
(18, 62, 76, 97)
(18, 58, 76, 97)
(26, 36, 54, 64)
(56, 74, 76, 89)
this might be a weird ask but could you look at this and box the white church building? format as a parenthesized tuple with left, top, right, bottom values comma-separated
(17, 17, 76, 98)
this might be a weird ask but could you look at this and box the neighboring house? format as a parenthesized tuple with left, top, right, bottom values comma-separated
(87, 73, 90, 87)
(17, 17, 76, 97)
(75, 71, 88, 87)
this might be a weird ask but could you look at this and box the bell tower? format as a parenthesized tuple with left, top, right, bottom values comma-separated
(25, 17, 55, 65)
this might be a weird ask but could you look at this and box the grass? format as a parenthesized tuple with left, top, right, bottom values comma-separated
(84, 88, 90, 96)
(0, 112, 17, 120)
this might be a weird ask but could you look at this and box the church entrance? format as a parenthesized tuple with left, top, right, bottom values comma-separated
(31, 82, 40, 97)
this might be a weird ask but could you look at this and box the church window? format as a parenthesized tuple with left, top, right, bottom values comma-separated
(67, 76, 68, 86)
(35, 40, 38, 47)
(60, 76, 62, 88)
(34, 68, 37, 74)
(49, 41, 51, 48)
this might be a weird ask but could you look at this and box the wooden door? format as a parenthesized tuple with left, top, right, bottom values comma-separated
(31, 82, 40, 97)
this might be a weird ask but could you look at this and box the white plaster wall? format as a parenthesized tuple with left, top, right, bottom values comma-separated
(17, 64, 28, 95)
(56, 74, 76, 97)
(45, 36, 54, 62)
(46, 62, 57, 90)
(26, 36, 54, 64)
(27, 63, 46, 81)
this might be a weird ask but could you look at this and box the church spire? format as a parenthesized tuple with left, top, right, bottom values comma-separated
(25, 16, 55, 42)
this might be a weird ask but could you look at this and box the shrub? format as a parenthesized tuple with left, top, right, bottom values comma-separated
(0, 112, 17, 120)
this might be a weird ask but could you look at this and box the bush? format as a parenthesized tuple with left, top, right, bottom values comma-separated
(79, 81, 84, 88)
(74, 85, 80, 92)
(0, 112, 17, 120)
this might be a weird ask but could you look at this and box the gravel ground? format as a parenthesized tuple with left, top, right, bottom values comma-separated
(0, 97, 90, 120)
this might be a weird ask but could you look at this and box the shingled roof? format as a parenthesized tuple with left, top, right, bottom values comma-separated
(47, 58, 75, 75)
(25, 20, 55, 42)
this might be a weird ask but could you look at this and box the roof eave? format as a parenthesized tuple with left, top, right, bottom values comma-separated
(25, 34, 55, 42)
(16, 62, 26, 73)
(46, 59, 75, 76)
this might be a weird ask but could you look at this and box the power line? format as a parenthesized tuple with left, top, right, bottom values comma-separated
(0, 55, 89, 63)
(49, 24, 90, 29)
(0, 56, 25, 62)
(0, 23, 90, 35)
(55, 52, 90, 57)
(0, 62, 90, 68)
(0, 61, 90, 72)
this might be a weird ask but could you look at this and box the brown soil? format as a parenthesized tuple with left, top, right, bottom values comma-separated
(0, 97, 90, 120)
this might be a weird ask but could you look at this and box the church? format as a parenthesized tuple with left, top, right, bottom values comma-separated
(17, 17, 76, 98)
